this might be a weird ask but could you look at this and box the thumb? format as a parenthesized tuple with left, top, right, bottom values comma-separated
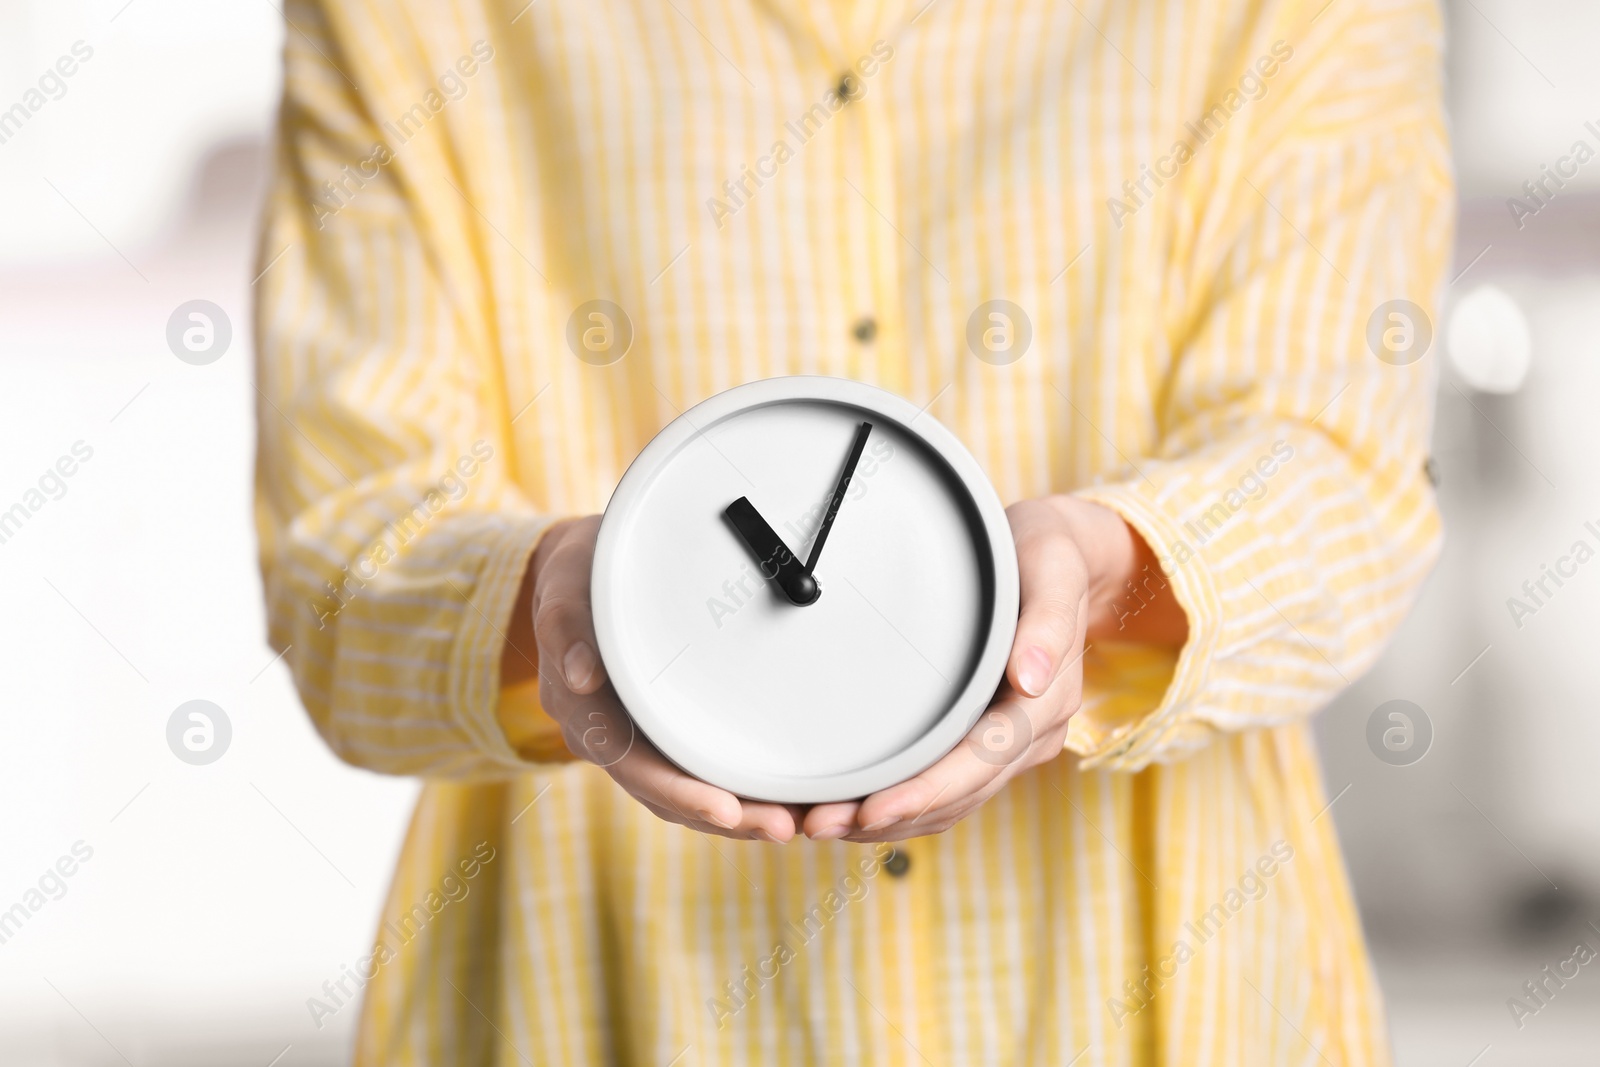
(1005, 515, 1090, 698)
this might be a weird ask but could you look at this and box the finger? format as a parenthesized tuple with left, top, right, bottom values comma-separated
(842, 785, 1000, 841)
(849, 659, 1089, 841)
(610, 737, 743, 829)
(555, 679, 800, 840)
(532, 520, 607, 696)
(637, 798, 747, 838)
(557, 691, 638, 769)
(803, 801, 861, 840)
(602, 733, 805, 840)
(639, 796, 801, 842)
(1005, 510, 1090, 698)
(852, 733, 1007, 836)
(843, 805, 975, 842)
(844, 775, 999, 842)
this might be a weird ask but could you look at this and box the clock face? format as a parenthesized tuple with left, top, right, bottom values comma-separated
(591, 377, 1019, 803)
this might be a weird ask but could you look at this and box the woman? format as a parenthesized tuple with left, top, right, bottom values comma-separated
(255, 0, 1451, 1061)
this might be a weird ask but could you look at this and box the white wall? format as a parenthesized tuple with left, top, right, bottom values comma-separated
(1, 4, 417, 1064)
(1448, 0, 1600, 198)
(0, 0, 281, 263)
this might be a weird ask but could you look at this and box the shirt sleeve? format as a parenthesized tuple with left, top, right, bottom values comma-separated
(1065, 0, 1455, 770)
(254, 0, 562, 779)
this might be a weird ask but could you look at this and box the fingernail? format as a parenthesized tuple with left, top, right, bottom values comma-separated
(809, 825, 850, 841)
(861, 815, 901, 832)
(563, 642, 597, 691)
(696, 807, 738, 830)
(753, 829, 780, 843)
(1017, 646, 1052, 697)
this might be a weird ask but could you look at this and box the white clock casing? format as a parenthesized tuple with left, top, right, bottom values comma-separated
(591, 376, 1019, 803)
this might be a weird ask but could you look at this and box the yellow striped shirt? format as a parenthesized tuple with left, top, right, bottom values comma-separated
(253, 0, 1452, 1061)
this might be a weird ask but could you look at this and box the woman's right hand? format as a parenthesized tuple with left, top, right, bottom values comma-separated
(508, 516, 805, 842)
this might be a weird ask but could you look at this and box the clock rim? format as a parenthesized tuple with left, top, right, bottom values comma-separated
(591, 375, 1020, 804)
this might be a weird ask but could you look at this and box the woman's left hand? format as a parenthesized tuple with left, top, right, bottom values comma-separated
(800, 495, 1187, 843)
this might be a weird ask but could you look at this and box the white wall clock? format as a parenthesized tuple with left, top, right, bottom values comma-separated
(591, 377, 1019, 803)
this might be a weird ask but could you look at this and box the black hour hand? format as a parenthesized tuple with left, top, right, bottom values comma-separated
(724, 497, 820, 606)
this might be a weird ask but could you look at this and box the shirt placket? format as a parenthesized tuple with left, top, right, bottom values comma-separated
(832, 36, 908, 400)
(761, 0, 910, 395)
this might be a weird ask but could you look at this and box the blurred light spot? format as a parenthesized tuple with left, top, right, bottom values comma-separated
(1447, 284, 1531, 394)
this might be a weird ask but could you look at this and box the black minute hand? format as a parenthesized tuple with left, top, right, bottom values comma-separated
(804, 421, 873, 573)
(724, 497, 819, 606)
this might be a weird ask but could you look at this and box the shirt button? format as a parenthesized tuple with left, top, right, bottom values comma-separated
(837, 73, 862, 101)
(883, 848, 911, 878)
(851, 316, 877, 344)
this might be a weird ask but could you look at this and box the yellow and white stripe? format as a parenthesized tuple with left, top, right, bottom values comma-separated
(254, 0, 1452, 1061)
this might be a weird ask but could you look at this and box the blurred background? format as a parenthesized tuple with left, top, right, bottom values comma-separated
(2, 0, 1597, 1063)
